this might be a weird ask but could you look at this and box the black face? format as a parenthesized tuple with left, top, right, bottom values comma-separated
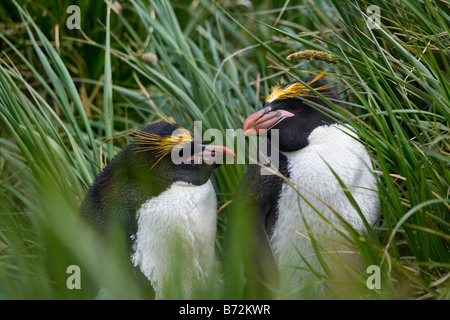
(243, 77, 343, 152)
(130, 122, 234, 186)
(265, 96, 336, 151)
(171, 140, 222, 185)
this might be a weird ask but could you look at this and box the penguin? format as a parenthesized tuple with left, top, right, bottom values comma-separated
(79, 119, 235, 299)
(238, 74, 380, 298)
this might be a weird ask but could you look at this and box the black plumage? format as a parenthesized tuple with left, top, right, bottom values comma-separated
(80, 121, 219, 241)
(229, 75, 347, 298)
(79, 120, 233, 298)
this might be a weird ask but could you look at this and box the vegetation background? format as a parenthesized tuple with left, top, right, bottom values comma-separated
(0, 0, 448, 299)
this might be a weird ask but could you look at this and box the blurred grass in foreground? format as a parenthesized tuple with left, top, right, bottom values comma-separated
(0, 0, 449, 299)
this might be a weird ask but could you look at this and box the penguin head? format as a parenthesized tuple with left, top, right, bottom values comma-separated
(132, 121, 235, 186)
(243, 74, 344, 152)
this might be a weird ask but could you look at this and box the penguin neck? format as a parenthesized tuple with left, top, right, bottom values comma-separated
(123, 149, 175, 198)
(279, 123, 341, 160)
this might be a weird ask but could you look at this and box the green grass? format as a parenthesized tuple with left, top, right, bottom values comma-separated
(0, 0, 449, 299)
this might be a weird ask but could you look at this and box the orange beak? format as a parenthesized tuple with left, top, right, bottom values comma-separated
(243, 108, 294, 135)
(188, 144, 236, 163)
(202, 144, 236, 159)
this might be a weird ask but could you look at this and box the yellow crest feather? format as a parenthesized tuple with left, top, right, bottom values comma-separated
(265, 70, 332, 103)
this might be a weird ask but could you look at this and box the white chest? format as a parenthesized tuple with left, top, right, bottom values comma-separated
(270, 124, 379, 294)
(131, 180, 217, 299)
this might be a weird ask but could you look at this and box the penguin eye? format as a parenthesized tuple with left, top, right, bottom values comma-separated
(293, 106, 302, 112)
